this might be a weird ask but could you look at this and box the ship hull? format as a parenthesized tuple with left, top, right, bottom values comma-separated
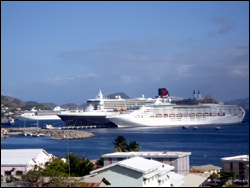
(17, 115, 61, 121)
(108, 111, 246, 128)
(58, 114, 117, 127)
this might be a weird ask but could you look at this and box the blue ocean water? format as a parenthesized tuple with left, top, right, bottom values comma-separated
(1, 110, 249, 167)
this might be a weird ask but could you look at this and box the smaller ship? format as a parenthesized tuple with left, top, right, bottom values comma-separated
(17, 106, 69, 121)
(1, 118, 15, 126)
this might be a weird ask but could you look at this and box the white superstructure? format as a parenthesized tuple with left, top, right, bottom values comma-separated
(17, 106, 69, 120)
(107, 97, 246, 127)
(58, 90, 182, 126)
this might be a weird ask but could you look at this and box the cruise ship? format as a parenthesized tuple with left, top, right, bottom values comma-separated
(58, 89, 183, 126)
(107, 91, 246, 128)
(17, 106, 69, 121)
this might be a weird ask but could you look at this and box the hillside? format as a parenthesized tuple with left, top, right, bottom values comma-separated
(224, 98, 249, 109)
(3, 94, 248, 111)
(1, 92, 131, 111)
(1, 95, 52, 111)
(1, 95, 26, 108)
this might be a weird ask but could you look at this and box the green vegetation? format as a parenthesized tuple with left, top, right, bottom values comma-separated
(21, 154, 94, 187)
(217, 171, 235, 187)
(210, 172, 220, 179)
(113, 135, 141, 152)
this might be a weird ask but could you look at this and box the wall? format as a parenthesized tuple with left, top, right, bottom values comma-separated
(95, 165, 143, 187)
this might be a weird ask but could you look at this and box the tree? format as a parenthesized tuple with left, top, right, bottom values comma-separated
(44, 158, 68, 177)
(96, 157, 104, 167)
(113, 135, 129, 152)
(67, 153, 94, 176)
(128, 141, 141, 152)
(113, 136, 141, 152)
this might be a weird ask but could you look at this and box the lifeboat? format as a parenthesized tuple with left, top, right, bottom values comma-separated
(169, 114, 175, 117)
(218, 112, 225, 116)
(177, 113, 183, 117)
(156, 114, 162, 117)
(189, 113, 195, 117)
(196, 113, 202, 117)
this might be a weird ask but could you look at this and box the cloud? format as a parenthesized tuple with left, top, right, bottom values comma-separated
(53, 38, 249, 102)
(101, 39, 176, 50)
(208, 16, 235, 37)
(56, 38, 176, 65)
(45, 73, 100, 84)
(176, 64, 195, 78)
(228, 65, 249, 79)
(121, 75, 140, 84)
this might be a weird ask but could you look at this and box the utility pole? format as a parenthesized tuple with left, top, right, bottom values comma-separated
(67, 137, 71, 187)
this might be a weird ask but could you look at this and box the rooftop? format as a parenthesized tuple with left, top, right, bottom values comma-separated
(1, 149, 49, 166)
(190, 164, 221, 172)
(181, 173, 209, 187)
(91, 156, 174, 175)
(102, 151, 191, 158)
(221, 155, 249, 162)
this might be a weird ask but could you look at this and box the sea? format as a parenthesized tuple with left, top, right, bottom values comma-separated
(1, 110, 249, 167)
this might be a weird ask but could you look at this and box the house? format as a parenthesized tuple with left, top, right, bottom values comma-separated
(190, 164, 221, 175)
(1, 149, 54, 181)
(221, 155, 249, 179)
(101, 151, 191, 175)
(87, 156, 184, 187)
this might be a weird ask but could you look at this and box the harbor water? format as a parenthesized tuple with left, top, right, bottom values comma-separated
(1, 110, 249, 167)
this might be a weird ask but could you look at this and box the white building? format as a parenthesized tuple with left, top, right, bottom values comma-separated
(1, 149, 54, 180)
(87, 156, 184, 187)
(102, 151, 191, 175)
(221, 155, 249, 180)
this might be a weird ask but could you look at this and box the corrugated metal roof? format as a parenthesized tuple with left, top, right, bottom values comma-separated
(102, 151, 191, 158)
(1, 149, 44, 165)
(91, 156, 174, 175)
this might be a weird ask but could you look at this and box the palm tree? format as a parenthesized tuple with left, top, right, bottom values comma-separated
(113, 136, 128, 152)
(128, 141, 141, 152)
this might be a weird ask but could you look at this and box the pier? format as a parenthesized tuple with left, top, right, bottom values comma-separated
(5, 127, 95, 140)
(60, 125, 103, 130)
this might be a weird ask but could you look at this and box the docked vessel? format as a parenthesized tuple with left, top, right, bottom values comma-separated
(1, 118, 15, 126)
(58, 89, 182, 126)
(107, 91, 246, 128)
(17, 106, 69, 121)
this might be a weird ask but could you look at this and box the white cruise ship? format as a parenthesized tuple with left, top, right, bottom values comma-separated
(107, 95, 246, 128)
(17, 106, 69, 121)
(58, 89, 182, 126)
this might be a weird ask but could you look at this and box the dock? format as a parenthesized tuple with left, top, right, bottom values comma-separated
(5, 127, 95, 140)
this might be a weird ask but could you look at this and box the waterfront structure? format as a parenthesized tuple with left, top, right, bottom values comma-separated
(190, 164, 221, 175)
(17, 106, 69, 120)
(1, 149, 53, 181)
(107, 96, 245, 127)
(221, 155, 249, 179)
(101, 151, 191, 175)
(87, 156, 184, 187)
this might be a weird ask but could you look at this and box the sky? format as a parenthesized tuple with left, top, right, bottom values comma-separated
(1, 1, 249, 105)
